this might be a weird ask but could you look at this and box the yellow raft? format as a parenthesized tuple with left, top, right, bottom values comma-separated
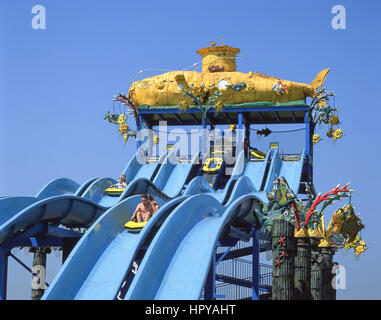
(125, 220, 147, 232)
(105, 188, 125, 196)
(202, 157, 224, 173)
(250, 150, 266, 159)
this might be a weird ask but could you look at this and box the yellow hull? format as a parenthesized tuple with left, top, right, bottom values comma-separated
(127, 69, 329, 107)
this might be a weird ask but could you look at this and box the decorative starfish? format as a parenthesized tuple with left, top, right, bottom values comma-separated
(278, 237, 286, 245)
(275, 259, 283, 267)
(280, 251, 288, 259)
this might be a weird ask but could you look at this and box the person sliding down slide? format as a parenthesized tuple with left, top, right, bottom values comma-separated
(109, 174, 128, 188)
(147, 194, 159, 214)
(130, 194, 156, 223)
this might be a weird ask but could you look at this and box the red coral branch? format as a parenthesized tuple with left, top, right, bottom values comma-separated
(304, 183, 351, 229)
(113, 93, 139, 126)
(291, 201, 301, 230)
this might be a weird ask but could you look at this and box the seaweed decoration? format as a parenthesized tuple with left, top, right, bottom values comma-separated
(309, 88, 343, 143)
(104, 93, 138, 144)
(179, 82, 247, 124)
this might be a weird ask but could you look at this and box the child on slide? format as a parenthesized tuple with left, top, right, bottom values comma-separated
(110, 174, 128, 188)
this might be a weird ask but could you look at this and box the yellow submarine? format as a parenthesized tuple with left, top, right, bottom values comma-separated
(127, 44, 330, 107)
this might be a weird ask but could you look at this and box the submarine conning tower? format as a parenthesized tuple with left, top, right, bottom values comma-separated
(196, 45, 240, 73)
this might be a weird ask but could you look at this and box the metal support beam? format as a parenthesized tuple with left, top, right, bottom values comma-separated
(215, 274, 272, 293)
(190, 113, 198, 124)
(291, 111, 296, 122)
(1, 223, 45, 252)
(47, 225, 82, 239)
(173, 113, 182, 125)
(18, 237, 62, 248)
(136, 115, 142, 150)
(216, 247, 252, 262)
(215, 274, 252, 288)
(252, 230, 259, 300)
(274, 111, 280, 122)
(223, 112, 232, 124)
(204, 248, 216, 300)
(62, 238, 80, 263)
(237, 113, 244, 156)
(8, 253, 50, 288)
(0, 249, 8, 300)
(304, 111, 314, 183)
(0, 222, 84, 299)
(215, 245, 271, 262)
(157, 113, 165, 121)
(215, 246, 234, 265)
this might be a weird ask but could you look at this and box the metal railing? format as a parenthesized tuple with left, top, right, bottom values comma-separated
(211, 239, 273, 300)
(215, 259, 272, 300)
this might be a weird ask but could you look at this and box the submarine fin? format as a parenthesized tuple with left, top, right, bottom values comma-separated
(310, 68, 330, 91)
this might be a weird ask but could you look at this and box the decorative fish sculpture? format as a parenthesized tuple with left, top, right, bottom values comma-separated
(127, 68, 330, 107)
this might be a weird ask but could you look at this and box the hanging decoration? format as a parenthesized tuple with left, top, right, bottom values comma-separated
(104, 93, 138, 144)
(310, 88, 344, 143)
(178, 81, 247, 125)
(313, 133, 321, 144)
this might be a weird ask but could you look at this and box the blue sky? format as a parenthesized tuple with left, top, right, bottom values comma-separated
(1, 0, 380, 299)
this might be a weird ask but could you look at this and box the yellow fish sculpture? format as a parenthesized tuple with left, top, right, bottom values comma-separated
(127, 45, 330, 107)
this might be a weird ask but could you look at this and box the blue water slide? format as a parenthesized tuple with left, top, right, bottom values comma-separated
(278, 150, 305, 193)
(260, 149, 305, 195)
(122, 149, 162, 182)
(217, 150, 271, 203)
(184, 150, 270, 204)
(0, 151, 166, 249)
(0, 177, 98, 236)
(124, 192, 263, 300)
(0, 195, 107, 245)
(183, 176, 215, 196)
(183, 151, 246, 202)
(41, 153, 203, 299)
(81, 152, 166, 207)
(153, 152, 199, 198)
(41, 148, 305, 300)
(35, 177, 99, 199)
(42, 195, 187, 300)
(262, 150, 281, 192)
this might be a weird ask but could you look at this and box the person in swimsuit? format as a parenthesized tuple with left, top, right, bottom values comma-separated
(110, 174, 128, 188)
(147, 194, 159, 213)
(131, 194, 155, 223)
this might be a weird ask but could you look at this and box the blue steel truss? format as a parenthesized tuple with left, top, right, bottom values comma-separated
(0, 223, 82, 300)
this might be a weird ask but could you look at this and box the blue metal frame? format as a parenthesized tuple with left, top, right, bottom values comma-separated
(203, 230, 261, 300)
(137, 104, 313, 185)
(252, 229, 259, 300)
(129, 103, 312, 300)
(304, 109, 313, 183)
(0, 223, 82, 300)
